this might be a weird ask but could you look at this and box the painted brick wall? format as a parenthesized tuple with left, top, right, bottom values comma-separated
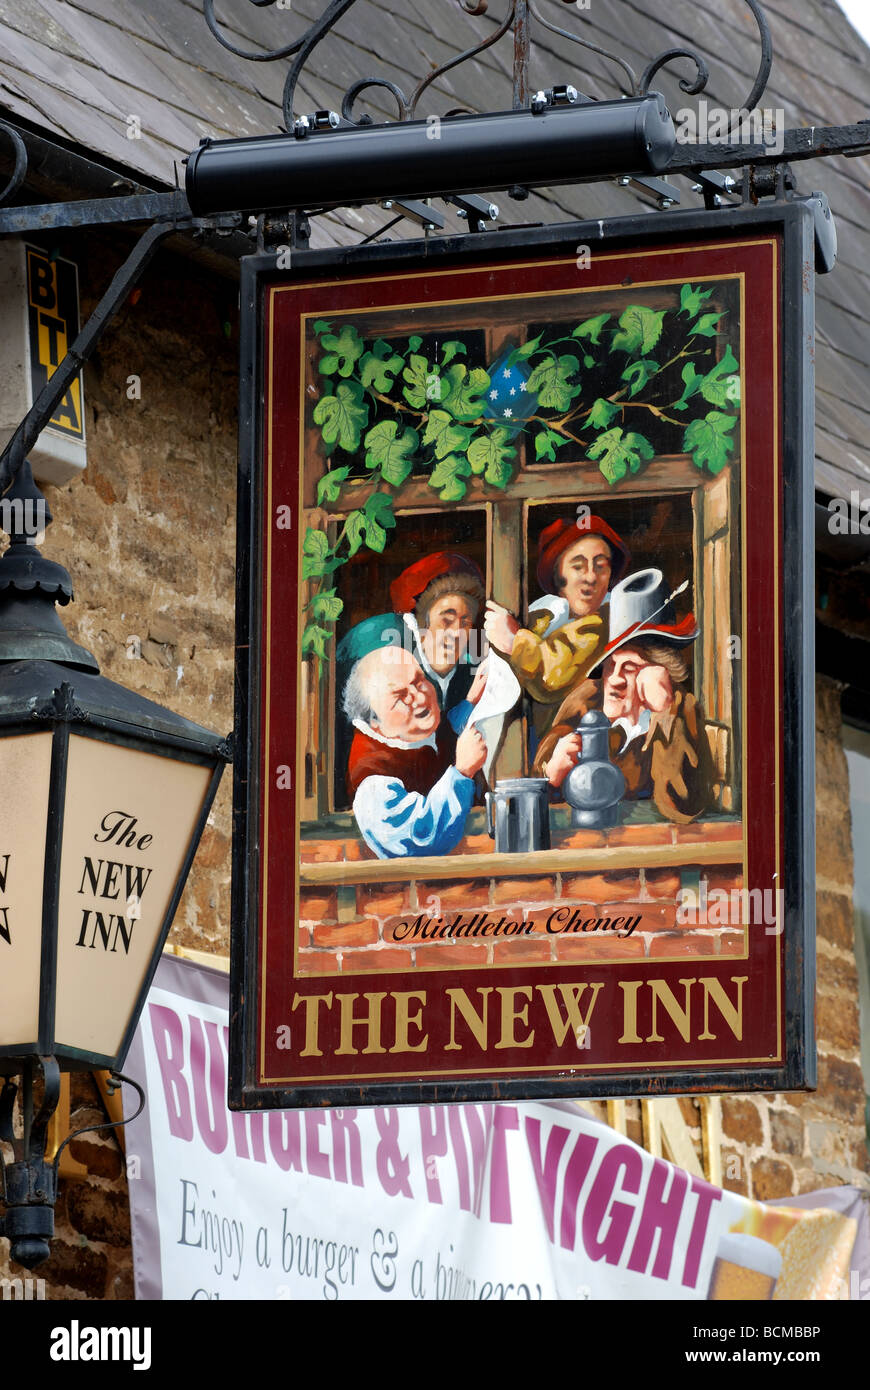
(298, 820, 745, 976)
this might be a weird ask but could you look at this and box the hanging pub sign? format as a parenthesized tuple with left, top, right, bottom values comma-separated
(230, 204, 815, 1109)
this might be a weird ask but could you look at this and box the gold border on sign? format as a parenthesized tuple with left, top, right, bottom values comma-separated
(258, 239, 782, 1084)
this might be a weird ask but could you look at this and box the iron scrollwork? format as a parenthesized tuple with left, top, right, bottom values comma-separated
(202, 0, 774, 134)
(0, 119, 28, 208)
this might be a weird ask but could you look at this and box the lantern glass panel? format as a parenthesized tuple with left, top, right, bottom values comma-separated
(54, 734, 213, 1060)
(0, 732, 53, 1048)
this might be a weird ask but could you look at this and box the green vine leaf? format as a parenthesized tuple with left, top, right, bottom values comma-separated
(683, 411, 737, 474)
(467, 427, 516, 487)
(621, 357, 660, 398)
(364, 420, 419, 486)
(302, 528, 343, 580)
(587, 427, 654, 484)
(360, 342, 405, 392)
(312, 319, 332, 336)
(440, 340, 467, 367)
(442, 364, 491, 420)
(402, 353, 431, 408)
(318, 324, 364, 378)
(573, 314, 611, 344)
(408, 335, 423, 353)
(312, 380, 368, 452)
(345, 510, 366, 558)
(611, 305, 666, 356)
(362, 492, 397, 552)
(423, 409, 473, 460)
(674, 361, 703, 411)
(679, 284, 713, 319)
(588, 397, 621, 429)
(526, 354, 580, 411)
(429, 453, 471, 501)
(506, 333, 543, 367)
(302, 622, 332, 661)
(534, 428, 569, 463)
(692, 311, 725, 338)
(698, 344, 740, 407)
(307, 588, 343, 623)
(316, 466, 350, 505)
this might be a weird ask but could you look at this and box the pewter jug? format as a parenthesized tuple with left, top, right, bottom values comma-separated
(486, 777, 551, 853)
(562, 709, 626, 829)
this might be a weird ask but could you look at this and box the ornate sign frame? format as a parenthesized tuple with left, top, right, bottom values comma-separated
(230, 203, 815, 1109)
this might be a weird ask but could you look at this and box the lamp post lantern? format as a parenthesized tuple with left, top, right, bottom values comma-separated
(0, 463, 230, 1267)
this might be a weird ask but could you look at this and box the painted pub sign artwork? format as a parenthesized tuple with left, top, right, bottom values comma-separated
(232, 209, 815, 1108)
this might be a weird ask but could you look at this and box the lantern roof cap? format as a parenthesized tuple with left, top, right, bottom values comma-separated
(0, 660, 231, 760)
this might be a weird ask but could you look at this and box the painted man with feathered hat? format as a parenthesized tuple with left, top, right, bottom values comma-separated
(534, 568, 714, 822)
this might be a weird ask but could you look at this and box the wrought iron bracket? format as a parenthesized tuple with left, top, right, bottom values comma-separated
(199, 0, 773, 132)
(0, 1057, 60, 1269)
(0, 1058, 145, 1269)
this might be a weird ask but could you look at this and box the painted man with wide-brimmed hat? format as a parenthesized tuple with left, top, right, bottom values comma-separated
(535, 568, 714, 823)
(483, 511, 630, 724)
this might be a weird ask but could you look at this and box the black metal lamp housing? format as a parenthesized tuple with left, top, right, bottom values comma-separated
(185, 95, 675, 216)
(0, 466, 230, 1074)
(0, 465, 229, 1267)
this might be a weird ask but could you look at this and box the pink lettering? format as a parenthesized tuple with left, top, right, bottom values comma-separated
(559, 1133, 599, 1251)
(448, 1107, 472, 1212)
(419, 1108, 448, 1204)
(627, 1157, 688, 1279)
(682, 1175, 723, 1287)
(489, 1106, 519, 1224)
(268, 1110, 303, 1172)
(525, 1117, 571, 1242)
(188, 1015, 228, 1155)
(463, 1104, 494, 1218)
(222, 1024, 266, 1163)
(148, 1003, 192, 1142)
(305, 1111, 331, 1179)
(582, 1144, 643, 1265)
(330, 1109, 363, 1187)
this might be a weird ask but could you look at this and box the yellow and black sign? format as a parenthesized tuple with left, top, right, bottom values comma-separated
(25, 245, 84, 440)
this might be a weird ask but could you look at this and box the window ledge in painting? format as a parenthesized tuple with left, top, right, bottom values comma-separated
(298, 812, 743, 885)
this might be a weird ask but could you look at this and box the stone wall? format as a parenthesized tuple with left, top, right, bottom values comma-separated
(41, 231, 238, 959)
(718, 678, 868, 1202)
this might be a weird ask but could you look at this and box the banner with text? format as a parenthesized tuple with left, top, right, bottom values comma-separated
(123, 955, 856, 1301)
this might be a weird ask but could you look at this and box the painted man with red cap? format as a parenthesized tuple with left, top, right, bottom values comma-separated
(390, 551, 486, 715)
(483, 511, 630, 724)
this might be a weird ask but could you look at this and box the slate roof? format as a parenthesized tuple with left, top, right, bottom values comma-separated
(0, 0, 868, 498)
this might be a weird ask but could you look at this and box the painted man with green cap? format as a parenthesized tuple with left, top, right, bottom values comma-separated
(336, 614, 488, 858)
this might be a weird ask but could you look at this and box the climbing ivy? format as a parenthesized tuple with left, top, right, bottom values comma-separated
(302, 286, 741, 660)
